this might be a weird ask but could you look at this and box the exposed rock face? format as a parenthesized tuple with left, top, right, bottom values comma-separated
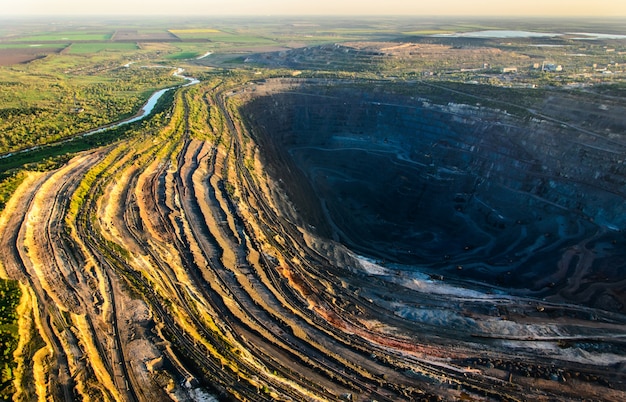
(239, 80, 626, 311)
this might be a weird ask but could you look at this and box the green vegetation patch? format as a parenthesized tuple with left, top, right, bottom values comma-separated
(0, 87, 176, 175)
(0, 171, 27, 213)
(0, 43, 68, 50)
(163, 42, 215, 60)
(189, 31, 276, 45)
(68, 42, 138, 54)
(0, 279, 20, 400)
(14, 31, 113, 42)
(166, 51, 202, 60)
(169, 28, 277, 44)
(0, 65, 181, 155)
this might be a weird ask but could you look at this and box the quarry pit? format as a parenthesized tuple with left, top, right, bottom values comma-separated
(240, 79, 626, 313)
(3, 77, 626, 401)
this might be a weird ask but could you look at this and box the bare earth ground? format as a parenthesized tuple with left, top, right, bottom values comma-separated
(0, 47, 62, 65)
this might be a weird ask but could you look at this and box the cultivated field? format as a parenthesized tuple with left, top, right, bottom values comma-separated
(0, 46, 65, 65)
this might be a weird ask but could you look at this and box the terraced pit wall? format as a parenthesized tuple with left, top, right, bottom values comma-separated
(238, 79, 626, 312)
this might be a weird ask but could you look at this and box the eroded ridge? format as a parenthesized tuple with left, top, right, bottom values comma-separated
(1, 78, 625, 401)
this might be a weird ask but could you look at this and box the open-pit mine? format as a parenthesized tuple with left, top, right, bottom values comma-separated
(1, 74, 626, 401)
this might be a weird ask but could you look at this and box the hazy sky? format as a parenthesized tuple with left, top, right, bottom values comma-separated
(4, 0, 625, 17)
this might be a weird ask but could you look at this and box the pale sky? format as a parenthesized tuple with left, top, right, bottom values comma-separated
(3, 0, 626, 17)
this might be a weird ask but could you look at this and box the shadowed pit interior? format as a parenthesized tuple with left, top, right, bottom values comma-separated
(240, 81, 626, 311)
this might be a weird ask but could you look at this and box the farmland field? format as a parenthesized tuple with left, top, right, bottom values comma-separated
(0, 43, 68, 49)
(12, 31, 113, 42)
(161, 42, 215, 59)
(111, 29, 179, 41)
(169, 28, 221, 39)
(0, 45, 66, 65)
(189, 31, 277, 44)
(67, 42, 139, 54)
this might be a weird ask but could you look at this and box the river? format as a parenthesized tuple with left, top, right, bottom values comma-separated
(0, 68, 199, 159)
(81, 68, 199, 136)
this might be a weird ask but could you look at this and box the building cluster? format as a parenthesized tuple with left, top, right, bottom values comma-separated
(532, 62, 563, 72)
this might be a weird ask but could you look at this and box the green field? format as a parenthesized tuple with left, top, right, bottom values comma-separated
(0, 43, 68, 49)
(13, 31, 114, 42)
(166, 51, 202, 60)
(181, 31, 277, 44)
(67, 42, 138, 54)
(163, 42, 215, 60)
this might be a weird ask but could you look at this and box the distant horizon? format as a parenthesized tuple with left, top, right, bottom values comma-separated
(4, 0, 626, 18)
(3, 15, 626, 23)
(4, 14, 626, 19)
